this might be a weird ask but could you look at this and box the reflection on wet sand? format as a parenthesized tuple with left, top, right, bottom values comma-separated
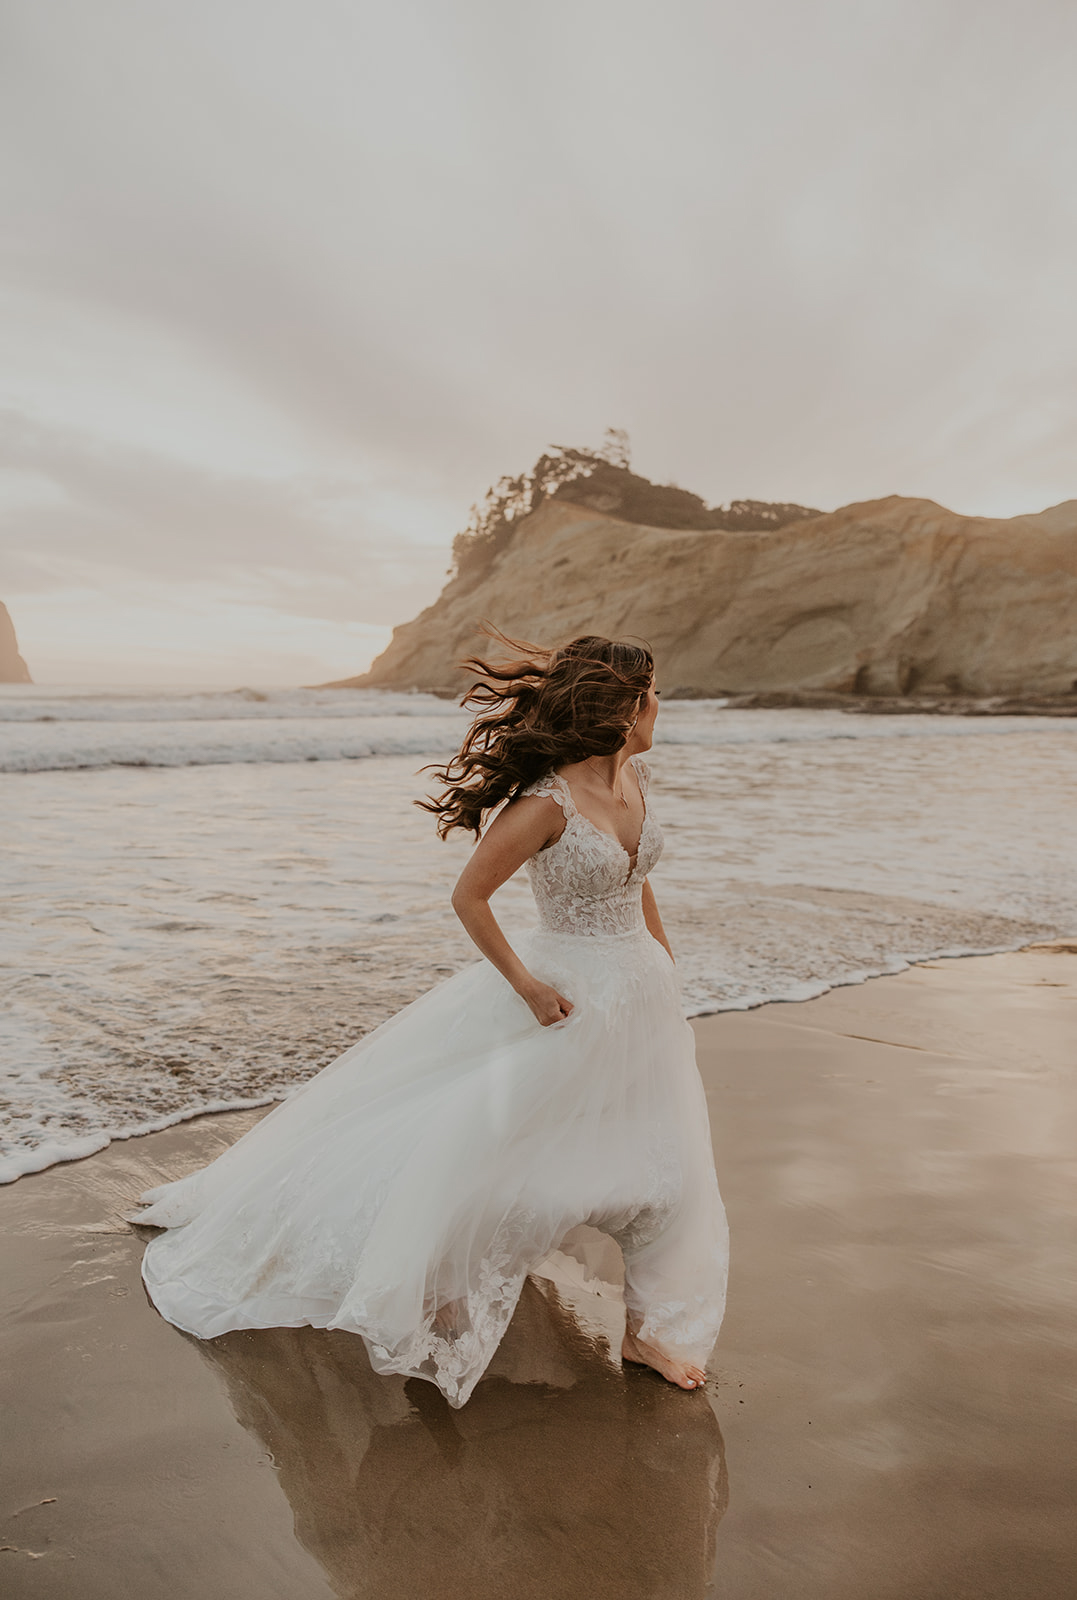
(7, 950, 1075, 1598)
(193, 1275, 727, 1600)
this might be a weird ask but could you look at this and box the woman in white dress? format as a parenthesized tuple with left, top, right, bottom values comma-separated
(135, 635, 728, 1406)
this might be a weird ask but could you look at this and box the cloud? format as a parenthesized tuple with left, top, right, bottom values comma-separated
(1, 0, 1076, 680)
(0, 408, 449, 623)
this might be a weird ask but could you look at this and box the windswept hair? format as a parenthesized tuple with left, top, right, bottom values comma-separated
(419, 629, 654, 839)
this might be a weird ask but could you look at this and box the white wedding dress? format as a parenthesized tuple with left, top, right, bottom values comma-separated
(136, 757, 729, 1407)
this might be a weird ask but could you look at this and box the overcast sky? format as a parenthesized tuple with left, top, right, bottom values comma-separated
(2, 0, 1075, 684)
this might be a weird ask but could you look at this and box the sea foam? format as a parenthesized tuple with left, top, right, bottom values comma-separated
(1, 684, 1071, 773)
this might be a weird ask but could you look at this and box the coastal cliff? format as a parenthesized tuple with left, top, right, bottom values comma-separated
(336, 494, 1077, 700)
(0, 603, 31, 683)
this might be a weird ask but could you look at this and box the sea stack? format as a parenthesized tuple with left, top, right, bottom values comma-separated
(0, 603, 32, 683)
(332, 494, 1077, 701)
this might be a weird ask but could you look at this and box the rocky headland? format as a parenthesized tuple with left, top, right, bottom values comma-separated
(334, 465, 1077, 709)
(0, 602, 31, 683)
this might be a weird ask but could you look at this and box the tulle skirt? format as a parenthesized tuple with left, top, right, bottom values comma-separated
(136, 927, 728, 1406)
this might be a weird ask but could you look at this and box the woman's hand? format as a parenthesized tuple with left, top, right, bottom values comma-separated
(518, 979, 574, 1027)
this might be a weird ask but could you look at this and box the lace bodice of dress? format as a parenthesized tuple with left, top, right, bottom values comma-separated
(522, 756, 663, 936)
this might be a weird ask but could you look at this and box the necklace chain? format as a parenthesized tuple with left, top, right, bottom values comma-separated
(587, 758, 629, 808)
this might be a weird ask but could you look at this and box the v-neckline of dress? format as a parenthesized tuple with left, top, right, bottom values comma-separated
(555, 757, 648, 879)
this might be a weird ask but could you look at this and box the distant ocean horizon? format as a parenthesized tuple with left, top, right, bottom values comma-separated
(3, 684, 1075, 1183)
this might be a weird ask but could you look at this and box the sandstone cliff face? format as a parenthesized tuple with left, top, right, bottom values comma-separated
(0, 603, 31, 683)
(340, 495, 1077, 698)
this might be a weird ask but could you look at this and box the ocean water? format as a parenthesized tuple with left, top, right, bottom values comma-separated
(2, 685, 1075, 1182)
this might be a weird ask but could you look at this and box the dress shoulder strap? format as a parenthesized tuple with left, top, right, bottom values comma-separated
(629, 754, 651, 796)
(520, 771, 577, 818)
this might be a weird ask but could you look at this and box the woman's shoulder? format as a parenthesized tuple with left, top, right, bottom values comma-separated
(520, 771, 575, 814)
(529, 757, 649, 799)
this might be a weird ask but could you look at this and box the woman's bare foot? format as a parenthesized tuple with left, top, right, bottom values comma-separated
(622, 1328, 706, 1391)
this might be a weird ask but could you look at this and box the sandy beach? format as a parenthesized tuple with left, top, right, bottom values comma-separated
(2, 943, 1074, 1600)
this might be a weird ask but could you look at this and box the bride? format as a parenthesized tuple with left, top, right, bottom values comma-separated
(134, 634, 729, 1406)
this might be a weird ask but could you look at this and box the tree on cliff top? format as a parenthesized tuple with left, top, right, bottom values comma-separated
(451, 430, 630, 583)
(450, 433, 820, 585)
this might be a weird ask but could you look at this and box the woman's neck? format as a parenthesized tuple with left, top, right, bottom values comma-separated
(586, 750, 633, 793)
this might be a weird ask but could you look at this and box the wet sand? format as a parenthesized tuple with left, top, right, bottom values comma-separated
(2, 944, 1075, 1599)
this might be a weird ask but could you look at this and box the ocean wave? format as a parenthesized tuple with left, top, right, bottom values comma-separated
(0, 685, 463, 723)
(0, 721, 463, 773)
(2, 687, 1073, 773)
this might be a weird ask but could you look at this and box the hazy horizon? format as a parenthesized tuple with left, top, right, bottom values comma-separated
(2, 0, 1076, 686)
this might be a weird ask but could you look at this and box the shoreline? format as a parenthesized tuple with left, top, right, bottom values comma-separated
(3, 944, 1075, 1597)
(5, 934, 1074, 1187)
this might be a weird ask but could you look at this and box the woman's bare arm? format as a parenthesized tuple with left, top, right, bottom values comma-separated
(450, 796, 574, 1026)
(641, 877, 675, 962)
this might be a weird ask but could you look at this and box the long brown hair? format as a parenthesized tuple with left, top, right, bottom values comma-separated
(419, 630, 654, 839)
